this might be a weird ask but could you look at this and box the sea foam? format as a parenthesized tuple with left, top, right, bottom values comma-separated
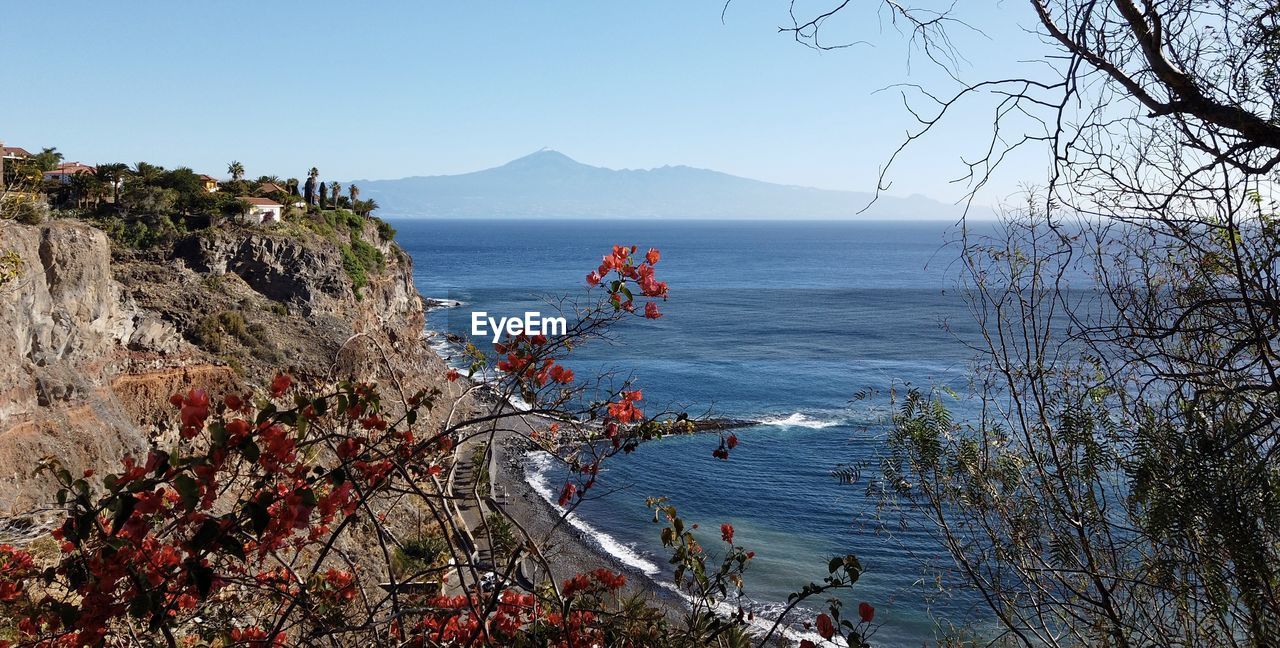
(758, 412, 844, 429)
(523, 452, 661, 575)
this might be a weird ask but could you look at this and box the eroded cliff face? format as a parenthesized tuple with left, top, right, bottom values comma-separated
(0, 218, 444, 512)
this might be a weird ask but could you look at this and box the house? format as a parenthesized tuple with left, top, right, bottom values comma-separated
(2, 146, 31, 162)
(239, 196, 283, 224)
(257, 182, 286, 195)
(0, 143, 28, 188)
(43, 162, 96, 184)
(199, 175, 219, 193)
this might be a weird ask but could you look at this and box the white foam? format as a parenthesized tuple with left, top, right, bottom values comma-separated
(523, 452, 661, 575)
(758, 412, 845, 429)
(425, 298, 465, 309)
(522, 452, 844, 646)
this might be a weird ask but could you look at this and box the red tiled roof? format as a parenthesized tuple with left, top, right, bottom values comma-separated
(45, 163, 95, 176)
(2, 146, 32, 158)
(199, 174, 219, 182)
(240, 197, 282, 207)
(258, 182, 286, 194)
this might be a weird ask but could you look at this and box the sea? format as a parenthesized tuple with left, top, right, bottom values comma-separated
(393, 218, 998, 646)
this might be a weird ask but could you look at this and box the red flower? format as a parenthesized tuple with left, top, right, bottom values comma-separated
(586, 271, 601, 287)
(720, 523, 734, 544)
(644, 301, 662, 319)
(270, 372, 292, 397)
(225, 418, 251, 444)
(558, 482, 577, 506)
(446, 368, 460, 382)
(561, 573, 591, 598)
(726, 433, 739, 449)
(550, 365, 574, 384)
(858, 601, 875, 623)
(336, 438, 363, 460)
(591, 568, 626, 590)
(179, 389, 211, 439)
(816, 613, 835, 640)
(645, 248, 660, 265)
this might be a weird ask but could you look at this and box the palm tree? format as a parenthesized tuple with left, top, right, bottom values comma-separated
(308, 167, 319, 180)
(132, 162, 164, 186)
(330, 182, 341, 208)
(95, 163, 129, 204)
(227, 161, 245, 181)
(33, 147, 64, 172)
(66, 172, 102, 208)
(286, 178, 300, 196)
(257, 175, 281, 185)
(348, 184, 359, 211)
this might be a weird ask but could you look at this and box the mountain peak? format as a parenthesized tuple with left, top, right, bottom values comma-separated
(354, 153, 968, 219)
(502, 149, 581, 169)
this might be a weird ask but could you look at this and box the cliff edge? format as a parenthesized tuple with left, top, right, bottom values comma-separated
(0, 216, 446, 512)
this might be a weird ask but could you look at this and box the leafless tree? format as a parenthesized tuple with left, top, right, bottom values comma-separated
(740, 1, 1280, 645)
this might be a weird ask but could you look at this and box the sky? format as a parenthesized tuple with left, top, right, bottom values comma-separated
(2, 1, 1055, 205)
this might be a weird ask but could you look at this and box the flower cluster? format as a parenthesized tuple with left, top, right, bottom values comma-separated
(587, 245, 668, 318)
(712, 432, 739, 460)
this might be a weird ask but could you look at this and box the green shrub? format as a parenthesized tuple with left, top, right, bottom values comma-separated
(220, 311, 248, 339)
(1, 194, 48, 225)
(375, 218, 396, 241)
(483, 513, 518, 562)
(192, 311, 276, 359)
(202, 275, 226, 293)
(391, 534, 448, 578)
(350, 237, 385, 274)
(193, 314, 226, 353)
(0, 250, 22, 287)
(91, 213, 183, 250)
(340, 244, 368, 298)
(341, 236, 385, 299)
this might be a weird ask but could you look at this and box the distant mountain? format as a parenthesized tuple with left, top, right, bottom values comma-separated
(349, 150, 964, 219)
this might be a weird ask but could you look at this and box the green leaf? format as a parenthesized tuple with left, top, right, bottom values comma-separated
(246, 500, 270, 535)
(241, 440, 261, 463)
(110, 493, 138, 534)
(175, 474, 199, 510)
(218, 534, 247, 561)
(256, 403, 277, 425)
(190, 519, 221, 551)
(188, 560, 214, 598)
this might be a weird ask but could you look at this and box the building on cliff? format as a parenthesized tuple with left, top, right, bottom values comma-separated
(239, 196, 283, 224)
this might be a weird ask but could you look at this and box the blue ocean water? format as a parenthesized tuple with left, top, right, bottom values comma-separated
(394, 219, 994, 645)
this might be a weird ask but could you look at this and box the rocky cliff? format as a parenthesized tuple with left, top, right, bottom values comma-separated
(0, 217, 446, 512)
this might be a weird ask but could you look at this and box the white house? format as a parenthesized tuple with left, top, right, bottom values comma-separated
(240, 197, 283, 224)
(43, 162, 95, 184)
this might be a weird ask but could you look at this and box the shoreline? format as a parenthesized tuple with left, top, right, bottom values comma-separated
(485, 409, 689, 613)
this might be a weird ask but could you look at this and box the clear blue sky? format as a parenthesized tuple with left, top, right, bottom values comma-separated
(2, 1, 1052, 204)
